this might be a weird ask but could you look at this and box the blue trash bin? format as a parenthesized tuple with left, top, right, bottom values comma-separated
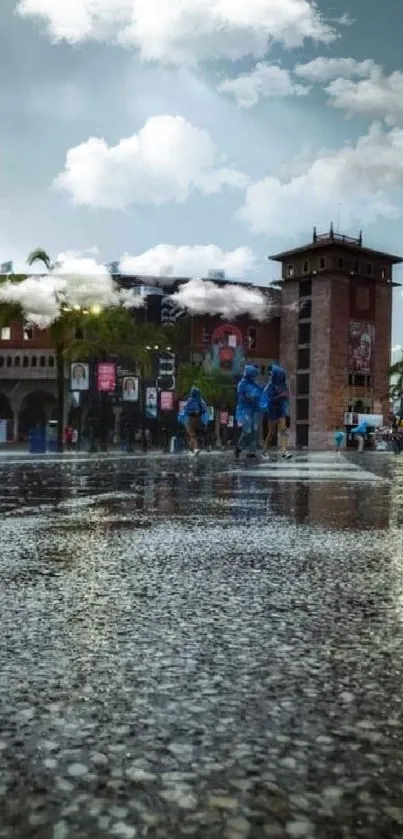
(29, 429, 46, 454)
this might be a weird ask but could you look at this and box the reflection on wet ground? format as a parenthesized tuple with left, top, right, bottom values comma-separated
(1, 451, 403, 838)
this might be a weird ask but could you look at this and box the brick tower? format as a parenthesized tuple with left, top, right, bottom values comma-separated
(269, 226, 402, 449)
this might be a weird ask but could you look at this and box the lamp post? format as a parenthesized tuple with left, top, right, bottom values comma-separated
(64, 303, 103, 453)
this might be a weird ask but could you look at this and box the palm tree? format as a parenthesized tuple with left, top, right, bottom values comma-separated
(27, 248, 67, 452)
(27, 249, 53, 273)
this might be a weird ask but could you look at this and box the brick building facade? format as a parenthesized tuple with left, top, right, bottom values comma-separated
(0, 229, 400, 447)
(272, 226, 401, 449)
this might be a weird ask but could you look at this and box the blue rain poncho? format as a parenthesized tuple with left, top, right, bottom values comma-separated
(351, 420, 368, 436)
(236, 365, 262, 432)
(260, 364, 289, 421)
(178, 386, 209, 427)
(334, 430, 346, 447)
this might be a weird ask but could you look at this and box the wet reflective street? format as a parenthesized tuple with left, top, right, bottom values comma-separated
(2, 451, 403, 839)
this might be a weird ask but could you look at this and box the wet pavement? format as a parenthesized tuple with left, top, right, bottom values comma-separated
(1, 451, 403, 838)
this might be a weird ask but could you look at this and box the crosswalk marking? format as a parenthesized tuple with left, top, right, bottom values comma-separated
(227, 453, 384, 483)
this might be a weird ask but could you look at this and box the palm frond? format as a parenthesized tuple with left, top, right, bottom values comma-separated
(27, 248, 52, 271)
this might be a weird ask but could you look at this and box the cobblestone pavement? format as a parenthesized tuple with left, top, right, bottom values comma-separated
(1, 452, 403, 838)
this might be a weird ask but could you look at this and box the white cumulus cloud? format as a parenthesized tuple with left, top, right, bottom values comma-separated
(54, 115, 247, 209)
(0, 255, 145, 327)
(218, 63, 309, 109)
(294, 56, 378, 83)
(171, 278, 270, 321)
(16, 0, 336, 64)
(326, 69, 403, 125)
(238, 123, 403, 236)
(119, 245, 257, 280)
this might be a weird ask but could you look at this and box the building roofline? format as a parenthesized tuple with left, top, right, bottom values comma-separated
(269, 240, 403, 265)
(268, 228, 403, 265)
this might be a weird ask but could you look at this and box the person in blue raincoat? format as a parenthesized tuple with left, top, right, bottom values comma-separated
(351, 419, 368, 453)
(178, 386, 209, 456)
(260, 363, 291, 459)
(235, 364, 262, 460)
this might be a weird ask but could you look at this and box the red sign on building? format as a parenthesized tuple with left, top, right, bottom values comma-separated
(97, 363, 116, 392)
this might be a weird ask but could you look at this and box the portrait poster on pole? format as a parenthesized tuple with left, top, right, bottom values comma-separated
(122, 376, 139, 402)
(160, 391, 174, 411)
(146, 387, 158, 419)
(70, 362, 89, 391)
(97, 363, 116, 393)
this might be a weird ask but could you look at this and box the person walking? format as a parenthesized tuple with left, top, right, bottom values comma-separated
(179, 386, 209, 456)
(351, 419, 368, 453)
(260, 363, 292, 459)
(235, 365, 262, 460)
(333, 426, 346, 455)
(391, 416, 401, 455)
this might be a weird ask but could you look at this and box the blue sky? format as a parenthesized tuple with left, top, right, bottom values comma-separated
(1, 0, 403, 344)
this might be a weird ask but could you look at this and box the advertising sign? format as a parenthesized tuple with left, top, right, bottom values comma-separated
(205, 323, 245, 376)
(146, 387, 158, 419)
(157, 352, 176, 391)
(348, 322, 375, 374)
(220, 411, 229, 426)
(122, 376, 139, 402)
(160, 391, 174, 411)
(97, 362, 116, 393)
(207, 406, 214, 422)
(70, 362, 90, 391)
(227, 415, 234, 428)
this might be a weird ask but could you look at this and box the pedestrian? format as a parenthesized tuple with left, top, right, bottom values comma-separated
(64, 425, 73, 452)
(333, 426, 346, 455)
(72, 427, 79, 452)
(235, 364, 262, 460)
(351, 419, 368, 453)
(391, 416, 401, 455)
(260, 363, 292, 459)
(178, 386, 209, 456)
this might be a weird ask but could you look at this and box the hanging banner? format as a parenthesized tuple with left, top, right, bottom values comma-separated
(220, 411, 229, 426)
(122, 376, 139, 402)
(205, 324, 245, 376)
(227, 415, 234, 428)
(146, 387, 158, 419)
(348, 322, 375, 374)
(160, 391, 174, 411)
(207, 406, 214, 422)
(97, 362, 116, 392)
(70, 362, 89, 391)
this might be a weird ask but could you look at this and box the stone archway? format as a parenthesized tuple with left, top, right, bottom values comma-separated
(18, 390, 57, 441)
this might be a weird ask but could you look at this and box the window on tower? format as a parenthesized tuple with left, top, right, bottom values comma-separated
(355, 285, 370, 312)
(248, 328, 257, 350)
(299, 279, 312, 297)
(298, 322, 311, 345)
